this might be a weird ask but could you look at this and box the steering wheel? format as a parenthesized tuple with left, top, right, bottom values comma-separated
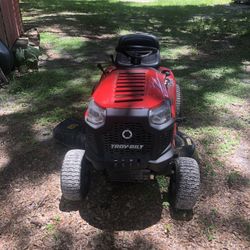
(117, 45, 158, 59)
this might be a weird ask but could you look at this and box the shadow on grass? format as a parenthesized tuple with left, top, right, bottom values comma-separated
(227, 171, 250, 190)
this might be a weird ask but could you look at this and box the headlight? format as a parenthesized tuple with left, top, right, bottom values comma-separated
(149, 101, 171, 125)
(85, 99, 106, 128)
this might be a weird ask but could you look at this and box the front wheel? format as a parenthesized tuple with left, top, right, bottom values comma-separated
(170, 157, 200, 210)
(61, 149, 91, 201)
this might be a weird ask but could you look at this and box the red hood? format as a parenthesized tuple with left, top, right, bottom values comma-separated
(93, 68, 169, 109)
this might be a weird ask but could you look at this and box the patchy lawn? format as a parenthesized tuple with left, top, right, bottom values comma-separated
(0, 0, 249, 249)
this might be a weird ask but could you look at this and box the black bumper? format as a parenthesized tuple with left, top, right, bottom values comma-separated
(86, 142, 174, 171)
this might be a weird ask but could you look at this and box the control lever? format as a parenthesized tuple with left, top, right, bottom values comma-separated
(97, 63, 105, 74)
(109, 54, 115, 64)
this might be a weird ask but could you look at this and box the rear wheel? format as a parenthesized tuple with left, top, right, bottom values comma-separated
(176, 84, 182, 117)
(170, 157, 200, 210)
(61, 149, 91, 201)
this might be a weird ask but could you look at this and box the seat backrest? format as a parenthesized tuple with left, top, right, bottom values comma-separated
(115, 33, 160, 68)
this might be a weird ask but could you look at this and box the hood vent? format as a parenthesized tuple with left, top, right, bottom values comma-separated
(115, 72, 146, 103)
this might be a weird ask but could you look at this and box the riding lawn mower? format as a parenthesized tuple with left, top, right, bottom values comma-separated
(59, 34, 200, 211)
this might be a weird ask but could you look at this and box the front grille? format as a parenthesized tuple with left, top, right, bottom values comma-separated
(103, 122, 152, 158)
(115, 72, 146, 103)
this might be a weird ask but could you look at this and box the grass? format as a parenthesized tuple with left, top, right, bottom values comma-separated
(162, 201, 170, 209)
(204, 224, 216, 241)
(156, 176, 169, 193)
(45, 215, 62, 237)
(41, 32, 86, 54)
(45, 223, 56, 234)
(227, 171, 250, 188)
(5, 68, 92, 125)
(203, 208, 219, 241)
(1, 0, 249, 172)
(164, 223, 172, 235)
(111, 0, 228, 5)
(54, 215, 61, 223)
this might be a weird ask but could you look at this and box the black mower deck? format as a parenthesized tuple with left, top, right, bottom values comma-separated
(53, 118, 85, 149)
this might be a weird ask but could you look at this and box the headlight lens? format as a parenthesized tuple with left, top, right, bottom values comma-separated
(85, 99, 106, 128)
(149, 101, 171, 125)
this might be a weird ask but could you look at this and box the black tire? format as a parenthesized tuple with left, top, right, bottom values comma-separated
(61, 149, 90, 201)
(170, 157, 200, 210)
(176, 84, 182, 117)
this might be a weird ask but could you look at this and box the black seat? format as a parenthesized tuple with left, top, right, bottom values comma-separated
(115, 33, 160, 68)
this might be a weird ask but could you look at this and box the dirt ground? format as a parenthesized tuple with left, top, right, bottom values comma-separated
(1, 1, 250, 250)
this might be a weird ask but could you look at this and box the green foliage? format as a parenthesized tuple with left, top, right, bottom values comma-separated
(156, 176, 169, 193)
(45, 216, 61, 236)
(227, 171, 250, 188)
(15, 45, 41, 68)
(15, 48, 25, 64)
(54, 215, 61, 223)
(164, 223, 172, 234)
(45, 223, 55, 234)
(162, 201, 170, 209)
(204, 163, 216, 177)
(204, 224, 216, 241)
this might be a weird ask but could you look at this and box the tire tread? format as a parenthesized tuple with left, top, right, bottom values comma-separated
(60, 149, 85, 201)
(174, 157, 200, 210)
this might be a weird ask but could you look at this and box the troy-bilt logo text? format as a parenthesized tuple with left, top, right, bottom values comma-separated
(111, 144, 144, 150)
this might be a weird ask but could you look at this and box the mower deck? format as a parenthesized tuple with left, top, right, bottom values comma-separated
(53, 118, 85, 149)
